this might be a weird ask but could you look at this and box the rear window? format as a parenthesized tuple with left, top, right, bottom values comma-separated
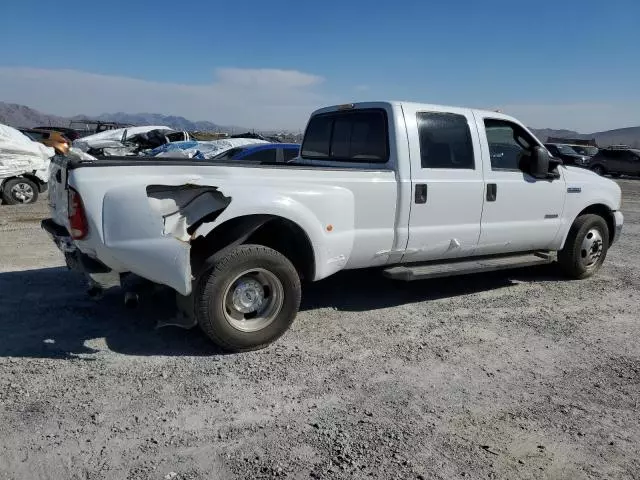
(301, 109, 388, 163)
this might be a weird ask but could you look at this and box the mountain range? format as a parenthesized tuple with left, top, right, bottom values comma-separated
(1, 101, 639, 147)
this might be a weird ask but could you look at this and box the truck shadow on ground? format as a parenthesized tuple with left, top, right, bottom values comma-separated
(0, 265, 561, 359)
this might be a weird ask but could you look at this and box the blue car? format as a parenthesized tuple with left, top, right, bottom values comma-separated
(212, 143, 300, 163)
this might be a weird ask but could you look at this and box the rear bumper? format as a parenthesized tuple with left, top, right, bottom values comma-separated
(613, 211, 623, 245)
(41, 218, 110, 274)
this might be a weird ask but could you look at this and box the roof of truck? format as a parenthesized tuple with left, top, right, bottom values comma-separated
(312, 101, 521, 123)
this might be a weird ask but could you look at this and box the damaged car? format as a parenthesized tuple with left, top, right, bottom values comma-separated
(1, 124, 54, 204)
(73, 126, 190, 157)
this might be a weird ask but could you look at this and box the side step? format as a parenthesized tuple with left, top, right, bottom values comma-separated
(383, 252, 555, 281)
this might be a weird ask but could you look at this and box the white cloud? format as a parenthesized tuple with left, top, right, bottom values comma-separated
(0, 67, 329, 130)
(216, 68, 323, 89)
(496, 102, 640, 133)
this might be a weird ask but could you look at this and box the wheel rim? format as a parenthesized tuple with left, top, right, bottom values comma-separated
(222, 268, 284, 332)
(10, 182, 35, 203)
(580, 227, 604, 269)
(593, 166, 604, 176)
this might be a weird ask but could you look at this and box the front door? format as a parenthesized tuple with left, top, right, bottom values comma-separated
(403, 104, 485, 262)
(473, 115, 566, 255)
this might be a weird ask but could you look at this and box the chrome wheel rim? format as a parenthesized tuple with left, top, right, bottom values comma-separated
(580, 227, 604, 269)
(11, 182, 35, 203)
(223, 268, 284, 332)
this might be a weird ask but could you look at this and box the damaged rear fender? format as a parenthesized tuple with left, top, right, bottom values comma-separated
(99, 182, 355, 295)
(191, 185, 356, 281)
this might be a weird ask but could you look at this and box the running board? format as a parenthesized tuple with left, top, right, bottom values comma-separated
(383, 252, 555, 281)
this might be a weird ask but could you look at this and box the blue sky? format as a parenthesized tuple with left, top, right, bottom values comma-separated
(1, 0, 639, 131)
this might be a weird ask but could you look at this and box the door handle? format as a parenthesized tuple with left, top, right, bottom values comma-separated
(486, 183, 497, 202)
(415, 184, 427, 204)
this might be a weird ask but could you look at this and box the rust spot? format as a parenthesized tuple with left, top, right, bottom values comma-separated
(326, 224, 333, 232)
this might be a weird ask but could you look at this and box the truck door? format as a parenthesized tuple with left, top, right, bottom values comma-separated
(473, 114, 566, 255)
(402, 104, 485, 262)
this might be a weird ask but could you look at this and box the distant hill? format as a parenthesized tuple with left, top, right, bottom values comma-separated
(1, 101, 638, 146)
(532, 127, 640, 148)
(0, 102, 69, 128)
(0, 102, 241, 133)
(70, 112, 232, 133)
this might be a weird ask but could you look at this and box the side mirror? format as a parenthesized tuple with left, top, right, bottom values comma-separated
(530, 146, 558, 179)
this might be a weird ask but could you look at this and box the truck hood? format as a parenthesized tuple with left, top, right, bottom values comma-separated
(562, 165, 622, 210)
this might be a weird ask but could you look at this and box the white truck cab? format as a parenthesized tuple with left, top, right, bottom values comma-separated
(43, 101, 623, 351)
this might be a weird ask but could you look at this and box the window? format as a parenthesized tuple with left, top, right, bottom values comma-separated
(242, 148, 277, 162)
(484, 119, 535, 171)
(301, 109, 388, 163)
(556, 144, 578, 155)
(417, 112, 474, 169)
(212, 147, 247, 160)
(25, 131, 46, 141)
(283, 147, 299, 162)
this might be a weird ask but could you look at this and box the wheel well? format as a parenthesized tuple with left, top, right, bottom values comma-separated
(190, 215, 315, 280)
(23, 174, 45, 186)
(578, 204, 615, 243)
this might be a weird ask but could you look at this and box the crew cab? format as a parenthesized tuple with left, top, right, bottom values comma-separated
(42, 102, 623, 351)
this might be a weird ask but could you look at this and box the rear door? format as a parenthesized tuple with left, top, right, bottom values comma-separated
(402, 104, 485, 262)
(620, 151, 640, 174)
(605, 150, 624, 173)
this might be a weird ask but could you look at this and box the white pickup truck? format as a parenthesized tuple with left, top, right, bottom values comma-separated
(43, 101, 623, 351)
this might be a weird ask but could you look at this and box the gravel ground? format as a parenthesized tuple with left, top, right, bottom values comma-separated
(1, 181, 639, 480)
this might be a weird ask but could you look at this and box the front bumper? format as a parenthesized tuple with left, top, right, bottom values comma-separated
(612, 211, 623, 245)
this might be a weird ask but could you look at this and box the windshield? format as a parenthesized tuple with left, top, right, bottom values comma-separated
(571, 146, 598, 156)
(212, 146, 247, 160)
(556, 144, 578, 155)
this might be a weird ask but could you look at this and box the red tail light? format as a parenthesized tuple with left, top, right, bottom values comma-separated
(68, 188, 88, 239)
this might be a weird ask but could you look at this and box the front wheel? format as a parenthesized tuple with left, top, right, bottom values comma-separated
(558, 214, 609, 279)
(591, 165, 606, 176)
(2, 178, 39, 205)
(195, 244, 301, 352)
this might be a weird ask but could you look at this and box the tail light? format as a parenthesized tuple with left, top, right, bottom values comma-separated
(68, 188, 88, 239)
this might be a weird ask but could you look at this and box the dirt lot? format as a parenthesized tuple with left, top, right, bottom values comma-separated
(1, 181, 639, 480)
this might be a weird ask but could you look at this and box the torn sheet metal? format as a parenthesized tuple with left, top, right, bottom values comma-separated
(0, 123, 54, 180)
(146, 185, 231, 242)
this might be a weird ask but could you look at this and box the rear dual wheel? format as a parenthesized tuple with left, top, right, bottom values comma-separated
(195, 244, 301, 352)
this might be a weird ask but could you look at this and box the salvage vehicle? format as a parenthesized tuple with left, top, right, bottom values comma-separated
(18, 128, 71, 155)
(212, 143, 300, 162)
(588, 146, 640, 177)
(73, 126, 190, 157)
(42, 102, 623, 351)
(1, 124, 53, 205)
(544, 143, 590, 167)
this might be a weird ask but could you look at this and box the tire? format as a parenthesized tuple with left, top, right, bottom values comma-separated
(2, 178, 39, 205)
(558, 214, 609, 279)
(591, 165, 606, 176)
(195, 244, 301, 352)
